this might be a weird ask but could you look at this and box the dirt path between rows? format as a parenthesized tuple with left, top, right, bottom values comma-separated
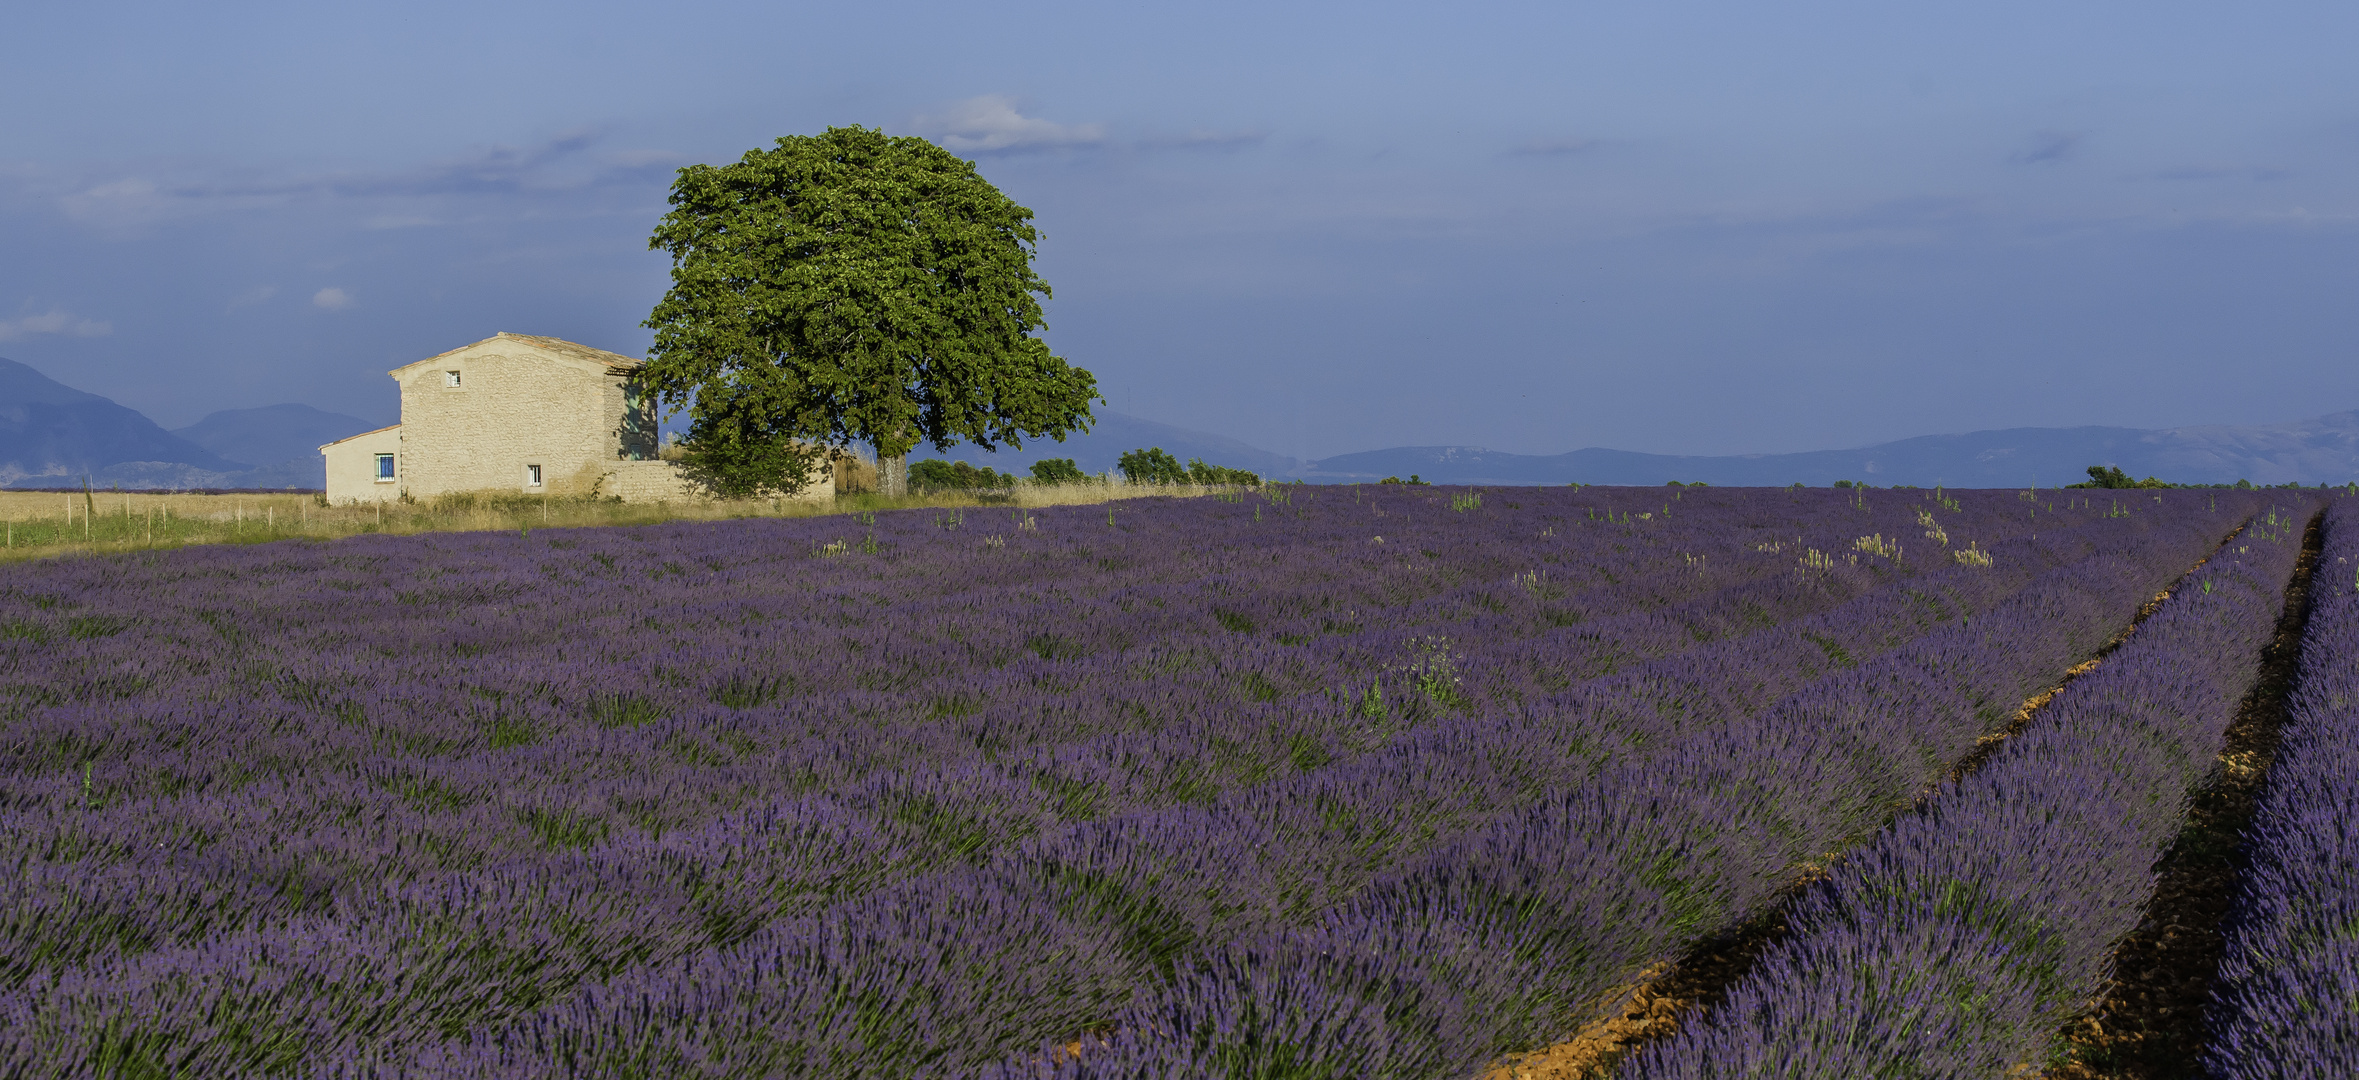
(2041, 508, 2325, 1080)
(1478, 518, 2265, 1080)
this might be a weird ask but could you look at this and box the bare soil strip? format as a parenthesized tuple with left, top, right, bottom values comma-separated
(1480, 520, 2262, 1080)
(2041, 509, 2326, 1080)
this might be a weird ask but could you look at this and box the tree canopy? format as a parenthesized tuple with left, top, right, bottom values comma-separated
(639, 126, 1099, 496)
(2069, 465, 2173, 489)
(1116, 447, 1261, 486)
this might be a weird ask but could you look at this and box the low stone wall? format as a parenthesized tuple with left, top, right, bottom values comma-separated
(591, 460, 834, 503)
(596, 461, 700, 503)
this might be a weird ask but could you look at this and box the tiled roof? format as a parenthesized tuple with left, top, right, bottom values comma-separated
(415, 332, 644, 371)
(318, 423, 401, 453)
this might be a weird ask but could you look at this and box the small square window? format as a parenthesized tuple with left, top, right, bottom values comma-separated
(526, 464, 543, 487)
(374, 453, 396, 481)
(445, 370, 462, 387)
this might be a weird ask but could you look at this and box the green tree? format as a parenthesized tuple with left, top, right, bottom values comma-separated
(1184, 458, 1260, 486)
(908, 459, 1014, 491)
(1117, 447, 1187, 485)
(639, 126, 1100, 497)
(1029, 458, 1087, 483)
(2068, 465, 2173, 489)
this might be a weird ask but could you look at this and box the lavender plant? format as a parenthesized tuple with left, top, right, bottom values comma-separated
(1623, 499, 2320, 1078)
(2207, 498, 2359, 1079)
(968, 509, 2269, 1080)
(0, 486, 2271, 1076)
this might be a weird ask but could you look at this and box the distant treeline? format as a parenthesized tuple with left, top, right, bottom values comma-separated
(906, 458, 1086, 492)
(905, 449, 1261, 493)
(1815, 467, 2347, 491)
(1115, 448, 1260, 486)
(2062, 465, 2346, 491)
(915, 458, 2350, 493)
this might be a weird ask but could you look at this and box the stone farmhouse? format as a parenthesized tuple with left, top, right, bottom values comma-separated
(320, 332, 833, 504)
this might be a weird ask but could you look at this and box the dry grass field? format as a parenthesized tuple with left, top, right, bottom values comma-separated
(0, 479, 1238, 563)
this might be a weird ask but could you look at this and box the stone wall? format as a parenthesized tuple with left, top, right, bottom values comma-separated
(597, 461, 701, 502)
(357, 334, 834, 505)
(394, 341, 630, 498)
(321, 425, 403, 504)
(589, 459, 835, 503)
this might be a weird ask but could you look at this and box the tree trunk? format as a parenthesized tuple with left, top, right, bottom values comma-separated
(877, 448, 909, 497)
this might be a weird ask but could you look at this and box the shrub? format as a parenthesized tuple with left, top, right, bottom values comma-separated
(1117, 448, 1187, 485)
(1116, 448, 1255, 486)
(2068, 465, 2173, 489)
(909, 459, 1016, 492)
(1185, 458, 1259, 486)
(1029, 458, 1088, 484)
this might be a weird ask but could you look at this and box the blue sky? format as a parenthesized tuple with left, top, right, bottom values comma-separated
(4, 0, 2356, 459)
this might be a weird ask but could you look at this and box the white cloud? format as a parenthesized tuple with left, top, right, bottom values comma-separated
(312, 287, 355, 310)
(912, 95, 1105, 153)
(0, 309, 112, 342)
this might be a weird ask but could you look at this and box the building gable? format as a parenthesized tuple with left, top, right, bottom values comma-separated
(387, 332, 642, 382)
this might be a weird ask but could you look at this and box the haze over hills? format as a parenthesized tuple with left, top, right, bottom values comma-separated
(0, 356, 371, 489)
(0, 357, 244, 488)
(1299, 412, 2359, 487)
(944, 409, 2359, 488)
(928, 410, 1301, 481)
(169, 404, 379, 490)
(4, 351, 2355, 490)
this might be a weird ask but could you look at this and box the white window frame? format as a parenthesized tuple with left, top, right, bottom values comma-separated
(525, 464, 543, 488)
(444, 370, 463, 388)
(374, 453, 396, 482)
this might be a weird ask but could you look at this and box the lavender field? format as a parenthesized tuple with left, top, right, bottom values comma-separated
(0, 483, 2336, 1077)
(2208, 498, 2359, 1079)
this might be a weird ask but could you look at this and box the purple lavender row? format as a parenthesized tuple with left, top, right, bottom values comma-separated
(587, 498, 2215, 952)
(0, 491, 1910, 859)
(1623, 501, 2320, 1078)
(0, 486, 1928, 832)
(366, 504, 2248, 1077)
(0, 490, 2077, 1073)
(0, 492, 2222, 1076)
(0, 490, 2053, 977)
(0, 499, 2105, 1075)
(956, 503, 2302, 1080)
(2206, 498, 2359, 1079)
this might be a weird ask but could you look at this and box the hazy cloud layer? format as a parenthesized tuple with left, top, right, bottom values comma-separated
(39, 131, 679, 232)
(2010, 130, 2084, 165)
(0, 309, 111, 342)
(1140, 128, 1270, 150)
(910, 96, 1106, 153)
(311, 288, 354, 310)
(2152, 165, 2293, 182)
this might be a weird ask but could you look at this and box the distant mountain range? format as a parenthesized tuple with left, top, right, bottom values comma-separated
(1295, 413, 2359, 487)
(4, 351, 2354, 490)
(0, 356, 370, 489)
(930, 410, 1302, 481)
(943, 408, 2359, 488)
